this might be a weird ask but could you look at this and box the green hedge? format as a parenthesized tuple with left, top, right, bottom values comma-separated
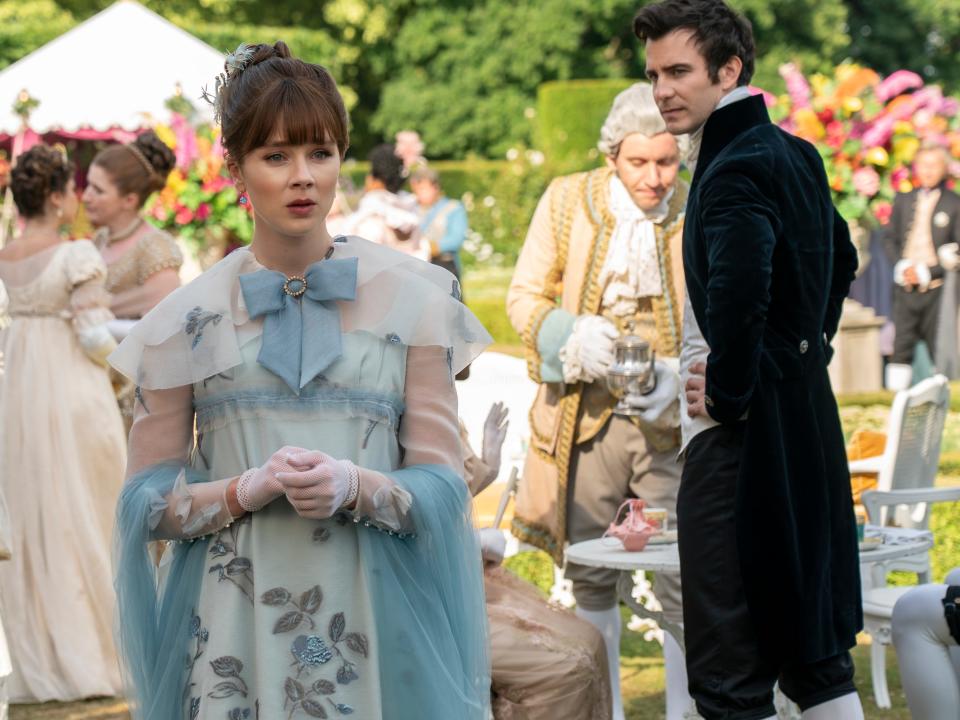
(536, 78, 634, 172)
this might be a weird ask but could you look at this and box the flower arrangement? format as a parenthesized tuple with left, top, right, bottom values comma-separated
(146, 113, 253, 254)
(770, 62, 960, 226)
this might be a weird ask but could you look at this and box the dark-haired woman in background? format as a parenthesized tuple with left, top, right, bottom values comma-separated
(112, 42, 490, 719)
(0, 144, 125, 702)
(83, 130, 182, 321)
(345, 143, 426, 259)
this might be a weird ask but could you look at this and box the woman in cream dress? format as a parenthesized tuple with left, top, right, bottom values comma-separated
(0, 145, 125, 702)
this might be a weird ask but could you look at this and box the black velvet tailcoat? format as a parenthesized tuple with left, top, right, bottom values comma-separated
(683, 95, 863, 663)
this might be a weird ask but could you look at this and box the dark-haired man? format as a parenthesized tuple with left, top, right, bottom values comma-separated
(635, 1, 864, 718)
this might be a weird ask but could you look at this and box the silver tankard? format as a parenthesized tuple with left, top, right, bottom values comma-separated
(606, 334, 657, 416)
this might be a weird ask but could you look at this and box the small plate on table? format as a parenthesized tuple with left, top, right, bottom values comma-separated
(647, 530, 678, 545)
(859, 535, 883, 552)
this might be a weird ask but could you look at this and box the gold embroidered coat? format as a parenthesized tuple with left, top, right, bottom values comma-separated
(506, 167, 687, 562)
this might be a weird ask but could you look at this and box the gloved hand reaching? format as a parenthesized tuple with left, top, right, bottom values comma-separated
(276, 450, 360, 520)
(560, 315, 619, 383)
(236, 445, 310, 512)
(481, 402, 510, 478)
(478, 527, 507, 567)
(625, 359, 682, 428)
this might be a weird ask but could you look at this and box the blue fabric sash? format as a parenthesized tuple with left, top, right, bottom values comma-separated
(238, 257, 358, 394)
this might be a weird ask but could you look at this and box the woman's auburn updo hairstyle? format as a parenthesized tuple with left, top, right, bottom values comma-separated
(90, 130, 176, 206)
(10, 144, 74, 218)
(214, 41, 349, 164)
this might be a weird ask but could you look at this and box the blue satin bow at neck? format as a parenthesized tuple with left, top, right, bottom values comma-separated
(239, 257, 359, 394)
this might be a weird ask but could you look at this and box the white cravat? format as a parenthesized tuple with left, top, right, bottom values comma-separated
(680, 86, 753, 453)
(599, 176, 673, 317)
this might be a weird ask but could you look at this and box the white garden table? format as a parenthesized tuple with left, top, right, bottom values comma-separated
(565, 526, 934, 720)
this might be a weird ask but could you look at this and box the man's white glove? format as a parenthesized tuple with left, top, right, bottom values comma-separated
(939, 242, 960, 271)
(478, 527, 506, 567)
(625, 359, 681, 429)
(275, 450, 360, 520)
(560, 315, 619, 383)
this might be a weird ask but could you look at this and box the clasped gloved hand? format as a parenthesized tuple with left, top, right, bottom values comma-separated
(236, 445, 310, 512)
(275, 450, 361, 520)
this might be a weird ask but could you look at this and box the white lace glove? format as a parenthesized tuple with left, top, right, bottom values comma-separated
(481, 402, 509, 477)
(624, 359, 682, 429)
(939, 242, 960, 271)
(276, 450, 360, 520)
(478, 527, 506, 567)
(236, 446, 309, 512)
(559, 315, 619, 383)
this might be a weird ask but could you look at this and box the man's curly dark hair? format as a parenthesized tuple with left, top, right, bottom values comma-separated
(634, 0, 756, 87)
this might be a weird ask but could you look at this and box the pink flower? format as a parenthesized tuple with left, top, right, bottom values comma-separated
(853, 167, 881, 197)
(195, 203, 212, 221)
(202, 176, 229, 193)
(873, 201, 893, 225)
(875, 70, 924, 103)
(891, 167, 910, 187)
(150, 204, 167, 221)
(862, 116, 896, 148)
(750, 86, 777, 108)
(175, 205, 194, 225)
(779, 63, 811, 109)
(171, 113, 199, 170)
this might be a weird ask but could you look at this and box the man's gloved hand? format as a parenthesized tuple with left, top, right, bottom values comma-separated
(560, 315, 619, 383)
(236, 445, 310, 511)
(478, 527, 507, 567)
(625, 360, 682, 428)
(275, 450, 360, 520)
(939, 242, 960, 272)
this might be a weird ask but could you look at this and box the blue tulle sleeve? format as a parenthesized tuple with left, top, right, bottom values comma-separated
(359, 464, 490, 719)
(114, 463, 211, 720)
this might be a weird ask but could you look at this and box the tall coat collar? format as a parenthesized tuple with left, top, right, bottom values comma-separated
(691, 94, 771, 189)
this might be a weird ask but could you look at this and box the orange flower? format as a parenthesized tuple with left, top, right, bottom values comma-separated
(794, 108, 825, 141)
(834, 67, 879, 103)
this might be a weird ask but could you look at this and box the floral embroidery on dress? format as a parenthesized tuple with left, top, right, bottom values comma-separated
(263, 584, 366, 718)
(208, 519, 254, 603)
(207, 655, 249, 699)
(385, 332, 401, 344)
(312, 526, 331, 543)
(185, 306, 224, 349)
(184, 613, 210, 717)
(134, 385, 150, 414)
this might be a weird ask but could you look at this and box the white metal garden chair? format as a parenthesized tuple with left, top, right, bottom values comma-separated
(859, 486, 960, 708)
(848, 373, 950, 582)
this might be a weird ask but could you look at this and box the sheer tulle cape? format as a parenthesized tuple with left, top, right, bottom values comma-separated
(115, 463, 490, 720)
(109, 237, 490, 389)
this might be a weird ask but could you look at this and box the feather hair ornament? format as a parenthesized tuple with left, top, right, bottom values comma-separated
(201, 43, 258, 124)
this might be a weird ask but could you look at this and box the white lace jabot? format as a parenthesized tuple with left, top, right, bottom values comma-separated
(599, 176, 673, 317)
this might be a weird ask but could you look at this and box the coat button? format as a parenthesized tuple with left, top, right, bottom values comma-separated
(799, 339, 809, 354)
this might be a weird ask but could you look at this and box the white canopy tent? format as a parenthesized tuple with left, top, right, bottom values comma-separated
(0, 0, 224, 138)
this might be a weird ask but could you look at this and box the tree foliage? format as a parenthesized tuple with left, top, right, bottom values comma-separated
(846, 0, 960, 91)
(0, 0, 953, 159)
